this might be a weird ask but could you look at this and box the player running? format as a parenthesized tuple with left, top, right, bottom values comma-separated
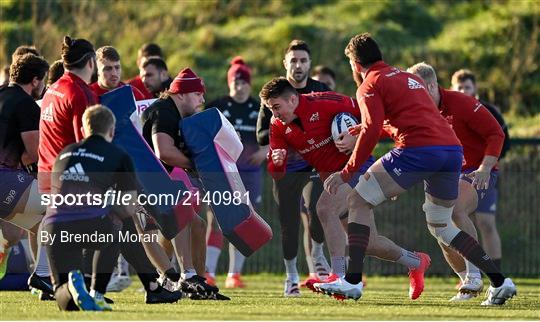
(408, 62, 505, 301)
(261, 78, 431, 300)
(316, 33, 516, 306)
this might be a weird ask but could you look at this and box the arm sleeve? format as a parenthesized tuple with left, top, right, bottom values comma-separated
(256, 103, 272, 146)
(465, 99, 505, 159)
(151, 108, 179, 139)
(16, 99, 40, 132)
(267, 120, 288, 180)
(341, 85, 385, 181)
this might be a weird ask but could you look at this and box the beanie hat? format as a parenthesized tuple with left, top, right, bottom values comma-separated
(61, 36, 95, 68)
(169, 68, 205, 94)
(227, 56, 251, 85)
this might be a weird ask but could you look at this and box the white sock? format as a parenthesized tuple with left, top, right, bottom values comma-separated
(205, 246, 221, 276)
(465, 261, 481, 279)
(395, 248, 421, 269)
(457, 270, 467, 281)
(228, 244, 245, 275)
(284, 257, 299, 283)
(331, 256, 346, 276)
(311, 240, 324, 259)
(35, 246, 50, 277)
(306, 255, 315, 274)
(181, 268, 197, 280)
(118, 254, 129, 275)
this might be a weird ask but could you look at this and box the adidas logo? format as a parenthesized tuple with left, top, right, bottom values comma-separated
(408, 77, 425, 90)
(285, 127, 292, 134)
(60, 163, 89, 182)
(309, 112, 319, 122)
(41, 103, 54, 122)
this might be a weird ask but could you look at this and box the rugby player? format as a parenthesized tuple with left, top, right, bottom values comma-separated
(316, 33, 516, 306)
(451, 69, 508, 270)
(90, 46, 145, 100)
(408, 62, 505, 301)
(311, 65, 336, 91)
(141, 58, 172, 98)
(141, 67, 228, 300)
(262, 78, 431, 300)
(256, 40, 331, 296)
(0, 54, 49, 290)
(127, 43, 163, 99)
(205, 57, 266, 288)
(44, 104, 134, 311)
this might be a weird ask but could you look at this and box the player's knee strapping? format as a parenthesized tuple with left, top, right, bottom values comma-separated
(353, 171, 386, 207)
(423, 199, 460, 245)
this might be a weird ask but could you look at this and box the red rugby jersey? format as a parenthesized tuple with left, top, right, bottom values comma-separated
(268, 92, 360, 181)
(341, 61, 461, 181)
(438, 87, 504, 170)
(127, 75, 153, 99)
(38, 72, 98, 192)
(90, 81, 146, 101)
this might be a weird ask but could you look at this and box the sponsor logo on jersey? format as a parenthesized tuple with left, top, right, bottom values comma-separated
(309, 112, 319, 122)
(41, 103, 54, 122)
(223, 110, 231, 118)
(2, 189, 16, 205)
(307, 139, 315, 145)
(60, 163, 89, 182)
(249, 111, 258, 119)
(408, 77, 425, 90)
(235, 119, 243, 125)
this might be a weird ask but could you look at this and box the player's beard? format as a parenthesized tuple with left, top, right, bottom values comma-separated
(31, 86, 43, 100)
(292, 70, 307, 83)
(352, 70, 363, 87)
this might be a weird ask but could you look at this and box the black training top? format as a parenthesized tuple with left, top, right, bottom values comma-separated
(44, 135, 139, 224)
(208, 95, 261, 171)
(0, 84, 40, 170)
(141, 96, 184, 173)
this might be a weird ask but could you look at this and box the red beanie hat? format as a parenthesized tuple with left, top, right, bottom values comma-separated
(169, 67, 206, 94)
(227, 56, 251, 85)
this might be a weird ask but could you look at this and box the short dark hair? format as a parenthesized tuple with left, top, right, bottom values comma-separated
(142, 58, 168, 71)
(96, 46, 120, 62)
(61, 36, 95, 70)
(9, 53, 49, 84)
(285, 39, 311, 57)
(259, 77, 298, 103)
(12, 45, 40, 62)
(451, 69, 476, 86)
(344, 33, 382, 68)
(47, 60, 64, 86)
(138, 43, 163, 59)
(312, 65, 336, 80)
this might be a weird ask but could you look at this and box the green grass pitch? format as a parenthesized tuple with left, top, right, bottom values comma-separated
(1, 275, 539, 320)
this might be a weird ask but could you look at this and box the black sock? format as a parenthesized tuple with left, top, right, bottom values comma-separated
(165, 268, 181, 282)
(138, 273, 159, 292)
(344, 223, 370, 285)
(493, 258, 502, 271)
(449, 231, 505, 287)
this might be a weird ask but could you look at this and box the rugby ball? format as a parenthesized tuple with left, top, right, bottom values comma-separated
(331, 112, 359, 141)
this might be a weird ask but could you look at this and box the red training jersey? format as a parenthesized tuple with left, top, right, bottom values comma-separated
(438, 87, 504, 170)
(268, 92, 360, 181)
(38, 72, 98, 192)
(90, 81, 146, 101)
(126, 75, 153, 100)
(342, 61, 461, 181)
